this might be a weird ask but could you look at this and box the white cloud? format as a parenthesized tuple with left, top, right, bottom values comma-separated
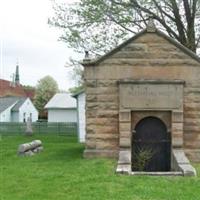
(0, 0, 81, 90)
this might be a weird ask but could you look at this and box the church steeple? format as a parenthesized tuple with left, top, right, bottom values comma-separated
(15, 64, 20, 85)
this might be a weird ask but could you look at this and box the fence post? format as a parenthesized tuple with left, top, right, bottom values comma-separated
(39, 122, 40, 134)
(18, 123, 21, 133)
(58, 123, 60, 135)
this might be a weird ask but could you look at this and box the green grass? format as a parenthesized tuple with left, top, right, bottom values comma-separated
(1, 134, 200, 200)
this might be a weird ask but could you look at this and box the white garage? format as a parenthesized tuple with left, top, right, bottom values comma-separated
(45, 93, 77, 123)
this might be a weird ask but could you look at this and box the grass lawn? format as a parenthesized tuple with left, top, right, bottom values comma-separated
(1, 134, 200, 200)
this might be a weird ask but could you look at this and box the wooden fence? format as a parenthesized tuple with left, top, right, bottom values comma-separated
(0, 122, 77, 135)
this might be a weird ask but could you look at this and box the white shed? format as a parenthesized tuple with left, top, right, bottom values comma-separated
(0, 96, 38, 122)
(72, 91, 86, 143)
(45, 93, 77, 123)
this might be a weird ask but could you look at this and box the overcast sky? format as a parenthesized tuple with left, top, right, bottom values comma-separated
(0, 0, 80, 90)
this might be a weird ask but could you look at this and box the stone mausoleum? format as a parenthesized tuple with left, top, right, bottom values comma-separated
(82, 21, 199, 176)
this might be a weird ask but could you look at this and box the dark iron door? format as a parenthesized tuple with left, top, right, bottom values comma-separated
(132, 116, 171, 172)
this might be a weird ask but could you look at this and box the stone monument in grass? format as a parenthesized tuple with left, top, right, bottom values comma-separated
(25, 116, 33, 136)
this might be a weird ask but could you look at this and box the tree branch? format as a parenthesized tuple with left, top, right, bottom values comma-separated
(169, 0, 187, 43)
(130, 0, 180, 40)
(152, 0, 176, 23)
(196, 34, 200, 48)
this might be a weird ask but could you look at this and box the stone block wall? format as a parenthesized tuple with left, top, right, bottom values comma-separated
(84, 79, 119, 158)
(83, 31, 200, 162)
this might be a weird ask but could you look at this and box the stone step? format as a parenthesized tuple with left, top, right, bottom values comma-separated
(129, 171, 183, 176)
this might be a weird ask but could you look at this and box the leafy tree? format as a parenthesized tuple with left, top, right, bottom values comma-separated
(23, 85, 36, 101)
(65, 57, 84, 86)
(23, 85, 35, 90)
(34, 76, 59, 114)
(49, 0, 200, 55)
(68, 85, 84, 95)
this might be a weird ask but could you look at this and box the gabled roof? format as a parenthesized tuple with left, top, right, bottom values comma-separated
(82, 28, 200, 66)
(11, 97, 27, 111)
(44, 93, 77, 109)
(0, 96, 27, 113)
(0, 79, 26, 97)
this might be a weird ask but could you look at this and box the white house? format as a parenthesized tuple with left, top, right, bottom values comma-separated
(72, 90, 86, 143)
(0, 96, 38, 122)
(45, 93, 77, 123)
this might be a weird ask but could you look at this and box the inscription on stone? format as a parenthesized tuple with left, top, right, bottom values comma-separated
(120, 83, 183, 109)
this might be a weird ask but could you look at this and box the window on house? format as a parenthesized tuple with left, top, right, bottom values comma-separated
(30, 113, 32, 122)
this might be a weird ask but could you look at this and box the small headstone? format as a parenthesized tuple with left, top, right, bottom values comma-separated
(25, 117, 33, 136)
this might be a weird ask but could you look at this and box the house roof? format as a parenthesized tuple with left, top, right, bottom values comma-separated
(0, 96, 27, 113)
(44, 93, 77, 109)
(11, 97, 27, 111)
(0, 79, 26, 97)
(81, 28, 200, 66)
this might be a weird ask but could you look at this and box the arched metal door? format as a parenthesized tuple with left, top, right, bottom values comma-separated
(132, 116, 171, 172)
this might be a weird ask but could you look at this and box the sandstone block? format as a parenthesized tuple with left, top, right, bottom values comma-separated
(86, 88, 97, 94)
(97, 87, 118, 95)
(86, 111, 97, 118)
(97, 80, 116, 87)
(135, 33, 167, 43)
(87, 102, 98, 109)
(97, 110, 118, 118)
(112, 51, 148, 59)
(119, 111, 131, 122)
(123, 43, 147, 52)
(97, 94, 118, 103)
(85, 80, 97, 87)
(184, 125, 200, 132)
(86, 140, 96, 148)
(102, 58, 149, 66)
(86, 125, 96, 133)
(172, 137, 183, 148)
(184, 105, 200, 111)
(120, 131, 131, 138)
(98, 103, 118, 110)
(120, 137, 131, 148)
(87, 118, 96, 126)
(184, 149, 200, 162)
(96, 139, 118, 149)
(95, 133, 119, 139)
(96, 125, 118, 134)
(119, 123, 131, 132)
(172, 112, 183, 123)
(95, 118, 118, 126)
(184, 121, 200, 126)
(184, 140, 200, 148)
(86, 95, 97, 102)
(172, 123, 183, 132)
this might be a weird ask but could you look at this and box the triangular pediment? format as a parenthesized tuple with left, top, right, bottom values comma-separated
(82, 29, 200, 66)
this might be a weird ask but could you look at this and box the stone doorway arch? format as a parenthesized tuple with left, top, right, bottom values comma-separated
(132, 116, 171, 172)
